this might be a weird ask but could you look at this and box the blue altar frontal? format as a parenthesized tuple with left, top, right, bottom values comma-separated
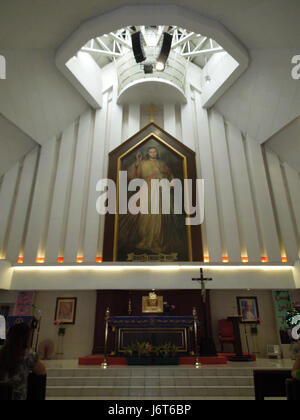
(108, 316, 199, 355)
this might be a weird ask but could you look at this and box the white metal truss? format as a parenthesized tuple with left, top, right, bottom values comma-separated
(81, 26, 223, 66)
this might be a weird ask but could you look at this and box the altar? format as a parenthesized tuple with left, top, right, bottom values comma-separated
(108, 316, 199, 355)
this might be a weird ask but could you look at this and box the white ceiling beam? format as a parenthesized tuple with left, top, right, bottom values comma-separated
(81, 47, 122, 57)
(192, 37, 208, 52)
(172, 32, 195, 49)
(181, 47, 223, 57)
(109, 32, 132, 49)
(96, 37, 111, 52)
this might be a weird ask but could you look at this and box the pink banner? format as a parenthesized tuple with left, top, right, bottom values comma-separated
(13, 291, 35, 316)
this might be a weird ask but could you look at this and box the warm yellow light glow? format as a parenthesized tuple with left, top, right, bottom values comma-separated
(13, 264, 293, 272)
(156, 61, 165, 71)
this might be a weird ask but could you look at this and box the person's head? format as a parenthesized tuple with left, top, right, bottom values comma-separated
(245, 301, 252, 312)
(146, 147, 159, 160)
(0, 322, 32, 377)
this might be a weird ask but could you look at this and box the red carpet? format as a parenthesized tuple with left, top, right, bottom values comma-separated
(78, 353, 255, 366)
(79, 356, 127, 366)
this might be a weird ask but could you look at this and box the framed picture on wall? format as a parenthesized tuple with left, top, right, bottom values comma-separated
(237, 297, 260, 324)
(54, 298, 77, 325)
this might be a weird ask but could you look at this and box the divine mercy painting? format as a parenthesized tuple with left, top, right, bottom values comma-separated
(115, 136, 192, 262)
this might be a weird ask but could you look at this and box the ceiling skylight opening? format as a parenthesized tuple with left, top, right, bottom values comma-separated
(80, 26, 224, 71)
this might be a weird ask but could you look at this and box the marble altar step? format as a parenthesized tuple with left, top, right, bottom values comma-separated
(46, 367, 255, 399)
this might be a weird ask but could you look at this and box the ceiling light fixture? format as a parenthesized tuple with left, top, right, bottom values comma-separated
(131, 31, 146, 63)
(156, 32, 173, 72)
(156, 61, 165, 71)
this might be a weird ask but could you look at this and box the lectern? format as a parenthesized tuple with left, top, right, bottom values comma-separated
(227, 316, 252, 362)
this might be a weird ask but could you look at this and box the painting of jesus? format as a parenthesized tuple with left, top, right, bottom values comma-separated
(116, 136, 191, 261)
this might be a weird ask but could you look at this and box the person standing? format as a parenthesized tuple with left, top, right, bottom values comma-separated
(0, 323, 46, 400)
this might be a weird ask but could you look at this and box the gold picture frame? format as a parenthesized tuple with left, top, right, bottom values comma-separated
(142, 295, 164, 313)
(54, 297, 77, 325)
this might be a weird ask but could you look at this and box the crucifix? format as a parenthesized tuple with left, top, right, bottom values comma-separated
(192, 268, 212, 304)
(192, 268, 217, 356)
(144, 104, 160, 123)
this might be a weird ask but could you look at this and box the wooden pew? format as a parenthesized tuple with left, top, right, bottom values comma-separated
(286, 379, 300, 401)
(253, 369, 292, 400)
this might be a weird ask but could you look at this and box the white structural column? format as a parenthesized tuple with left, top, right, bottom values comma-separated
(64, 110, 93, 263)
(209, 110, 241, 262)
(127, 104, 140, 138)
(23, 137, 58, 263)
(6, 148, 39, 263)
(283, 162, 300, 254)
(265, 148, 299, 262)
(83, 103, 108, 263)
(109, 85, 123, 151)
(0, 164, 20, 259)
(194, 92, 222, 262)
(163, 104, 176, 137)
(181, 84, 196, 151)
(226, 122, 261, 262)
(246, 136, 281, 261)
(45, 123, 77, 263)
(98, 92, 112, 258)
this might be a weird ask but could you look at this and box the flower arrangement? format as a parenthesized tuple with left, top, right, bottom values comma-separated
(124, 341, 153, 358)
(54, 321, 66, 336)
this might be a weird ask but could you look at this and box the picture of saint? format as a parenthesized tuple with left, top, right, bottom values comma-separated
(55, 298, 77, 325)
(58, 302, 73, 321)
(237, 297, 260, 324)
(117, 137, 190, 261)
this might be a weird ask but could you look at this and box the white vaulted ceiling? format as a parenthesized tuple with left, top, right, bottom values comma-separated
(0, 0, 299, 50)
(0, 0, 300, 172)
(266, 117, 300, 172)
(0, 115, 37, 177)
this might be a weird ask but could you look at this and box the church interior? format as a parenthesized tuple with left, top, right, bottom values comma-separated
(1, 0, 300, 401)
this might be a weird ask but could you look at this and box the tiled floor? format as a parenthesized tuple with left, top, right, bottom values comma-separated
(43, 358, 294, 400)
(44, 357, 294, 370)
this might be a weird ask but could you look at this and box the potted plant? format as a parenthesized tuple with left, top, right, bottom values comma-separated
(153, 342, 179, 365)
(125, 341, 153, 365)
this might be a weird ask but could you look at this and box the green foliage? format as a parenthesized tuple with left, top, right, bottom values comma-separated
(124, 341, 152, 358)
(124, 341, 179, 358)
(153, 342, 179, 358)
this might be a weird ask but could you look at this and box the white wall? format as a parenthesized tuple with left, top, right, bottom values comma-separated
(1, 70, 300, 289)
(34, 290, 97, 359)
(0, 49, 88, 145)
(210, 290, 280, 357)
(10, 266, 295, 291)
(0, 260, 12, 289)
